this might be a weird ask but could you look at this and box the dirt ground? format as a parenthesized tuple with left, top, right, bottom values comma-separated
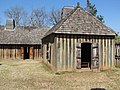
(0, 60, 120, 90)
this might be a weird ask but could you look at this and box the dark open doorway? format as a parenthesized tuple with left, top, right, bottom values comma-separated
(81, 43, 91, 68)
(24, 47, 30, 59)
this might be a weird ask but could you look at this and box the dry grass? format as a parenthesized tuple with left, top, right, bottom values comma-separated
(0, 60, 120, 90)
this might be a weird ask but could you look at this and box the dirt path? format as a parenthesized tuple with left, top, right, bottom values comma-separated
(0, 60, 120, 90)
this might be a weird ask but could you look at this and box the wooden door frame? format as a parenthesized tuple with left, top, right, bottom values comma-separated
(29, 47, 34, 59)
(81, 42, 92, 69)
(21, 46, 34, 60)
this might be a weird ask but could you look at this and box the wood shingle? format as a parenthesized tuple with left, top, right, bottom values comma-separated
(44, 6, 116, 38)
(0, 27, 48, 44)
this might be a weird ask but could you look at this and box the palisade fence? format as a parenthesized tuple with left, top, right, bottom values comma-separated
(115, 42, 120, 66)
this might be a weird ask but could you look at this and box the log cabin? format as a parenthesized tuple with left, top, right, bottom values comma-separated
(42, 3, 117, 72)
(0, 18, 48, 60)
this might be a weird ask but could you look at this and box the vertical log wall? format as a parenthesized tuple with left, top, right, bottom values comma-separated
(34, 45, 41, 60)
(0, 45, 21, 60)
(0, 44, 42, 60)
(56, 35, 115, 71)
(43, 35, 115, 71)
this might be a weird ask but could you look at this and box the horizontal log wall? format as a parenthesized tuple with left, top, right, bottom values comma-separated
(55, 35, 114, 71)
(115, 44, 120, 66)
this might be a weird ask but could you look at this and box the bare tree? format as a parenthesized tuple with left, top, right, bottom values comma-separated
(21, 12, 29, 26)
(48, 8, 61, 25)
(29, 8, 46, 27)
(4, 6, 26, 26)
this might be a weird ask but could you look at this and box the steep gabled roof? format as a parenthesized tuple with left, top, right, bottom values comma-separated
(44, 6, 116, 38)
(0, 27, 48, 44)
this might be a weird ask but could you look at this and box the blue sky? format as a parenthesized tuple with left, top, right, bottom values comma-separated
(0, 0, 120, 33)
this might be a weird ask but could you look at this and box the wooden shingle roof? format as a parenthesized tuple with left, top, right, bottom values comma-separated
(0, 27, 48, 44)
(44, 6, 116, 38)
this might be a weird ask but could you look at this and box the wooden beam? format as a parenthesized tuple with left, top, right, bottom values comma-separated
(104, 38, 107, 67)
(13, 46, 15, 60)
(98, 38, 101, 71)
(102, 38, 104, 67)
(43, 44, 46, 61)
(56, 38, 58, 69)
(73, 38, 75, 69)
(4, 46, 7, 59)
(0, 45, 2, 59)
(64, 36, 66, 70)
(107, 39, 110, 67)
(51, 44, 53, 66)
(15, 46, 16, 59)
(71, 37, 73, 69)
(69, 37, 71, 69)
(60, 37, 62, 69)
(62, 37, 64, 69)
(110, 39, 112, 67)
(74, 36, 77, 69)
(21, 47, 24, 59)
(67, 37, 70, 69)
(2, 46, 4, 59)
(112, 39, 115, 67)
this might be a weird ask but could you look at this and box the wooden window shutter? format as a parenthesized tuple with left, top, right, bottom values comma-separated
(76, 43, 81, 69)
(30, 47, 34, 59)
(21, 47, 24, 59)
(92, 43, 99, 69)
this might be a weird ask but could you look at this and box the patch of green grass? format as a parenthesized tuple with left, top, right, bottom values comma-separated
(115, 65, 120, 68)
(100, 70, 109, 73)
(9, 64, 19, 66)
(55, 71, 79, 75)
(42, 63, 54, 73)
(0, 60, 119, 90)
